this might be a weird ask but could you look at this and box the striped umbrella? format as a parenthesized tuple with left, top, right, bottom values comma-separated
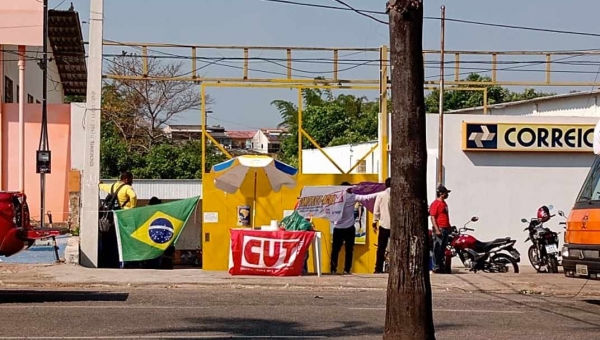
(211, 155, 298, 227)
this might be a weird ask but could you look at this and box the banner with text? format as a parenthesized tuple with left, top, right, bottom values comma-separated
(463, 122, 595, 152)
(295, 186, 347, 222)
(228, 229, 315, 276)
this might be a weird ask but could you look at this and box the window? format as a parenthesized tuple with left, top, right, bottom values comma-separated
(36, 100, 40, 104)
(577, 156, 600, 204)
(16, 85, 19, 103)
(4, 76, 13, 103)
(27, 94, 34, 103)
(268, 143, 281, 153)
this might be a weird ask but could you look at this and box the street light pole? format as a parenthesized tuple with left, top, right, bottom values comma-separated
(436, 5, 446, 187)
(36, 0, 51, 229)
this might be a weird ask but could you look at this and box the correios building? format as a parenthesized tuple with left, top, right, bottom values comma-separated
(302, 91, 600, 267)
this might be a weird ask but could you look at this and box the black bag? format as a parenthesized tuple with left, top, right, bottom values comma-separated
(99, 183, 129, 233)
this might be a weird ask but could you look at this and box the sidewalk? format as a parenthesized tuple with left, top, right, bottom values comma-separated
(2, 263, 600, 296)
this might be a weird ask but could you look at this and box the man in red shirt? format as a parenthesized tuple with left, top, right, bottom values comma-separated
(430, 185, 451, 273)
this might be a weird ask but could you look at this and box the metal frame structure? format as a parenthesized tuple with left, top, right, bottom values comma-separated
(102, 41, 600, 87)
(102, 43, 509, 181)
(200, 82, 384, 178)
(99, 42, 600, 181)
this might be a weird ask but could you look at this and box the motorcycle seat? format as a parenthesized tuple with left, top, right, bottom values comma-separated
(475, 237, 512, 253)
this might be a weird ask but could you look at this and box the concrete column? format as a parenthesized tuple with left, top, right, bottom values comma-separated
(80, 0, 104, 268)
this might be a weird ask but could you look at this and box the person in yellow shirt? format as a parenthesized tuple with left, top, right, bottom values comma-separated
(99, 171, 137, 209)
(98, 171, 137, 268)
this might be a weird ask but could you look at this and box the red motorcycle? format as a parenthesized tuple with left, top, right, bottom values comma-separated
(446, 216, 521, 273)
(0, 192, 61, 257)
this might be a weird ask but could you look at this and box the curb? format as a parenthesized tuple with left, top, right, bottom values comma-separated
(64, 236, 79, 265)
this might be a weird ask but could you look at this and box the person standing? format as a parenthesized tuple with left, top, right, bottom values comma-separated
(331, 182, 378, 275)
(373, 178, 391, 274)
(430, 185, 451, 273)
(99, 171, 138, 210)
(98, 171, 138, 268)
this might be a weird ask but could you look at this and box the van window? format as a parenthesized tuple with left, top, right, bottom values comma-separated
(577, 156, 600, 203)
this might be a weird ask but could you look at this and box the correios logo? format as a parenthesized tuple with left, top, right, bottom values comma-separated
(242, 236, 302, 268)
(463, 122, 595, 152)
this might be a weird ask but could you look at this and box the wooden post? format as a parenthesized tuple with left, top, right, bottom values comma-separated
(385, 1, 436, 339)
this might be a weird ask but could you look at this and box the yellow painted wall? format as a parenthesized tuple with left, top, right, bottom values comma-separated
(202, 172, 379, 273)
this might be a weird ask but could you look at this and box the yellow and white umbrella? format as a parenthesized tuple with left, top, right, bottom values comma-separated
(211, 155, 298, 227)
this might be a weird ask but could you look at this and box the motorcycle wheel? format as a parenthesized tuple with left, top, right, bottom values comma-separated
(548, 256, 559, 274)
(490, 253, 520, 274)
(528, 245, 543, 273)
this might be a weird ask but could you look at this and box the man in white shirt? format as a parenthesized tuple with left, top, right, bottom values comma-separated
(373, 178, 391, 274)
(331, 182, 378, 274)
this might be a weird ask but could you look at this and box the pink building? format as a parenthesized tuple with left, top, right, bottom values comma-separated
(0, 3, 86, 225)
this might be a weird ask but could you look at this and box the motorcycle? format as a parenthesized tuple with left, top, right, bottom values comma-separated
(522, 205, 561, 273)
(447, 216, 521, 273)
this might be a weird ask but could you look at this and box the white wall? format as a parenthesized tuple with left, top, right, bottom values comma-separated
(3, 43, 64, 104)
(70, 103, 86, 171)
(302, 141, 379, 174)
(431, 114, 597, 265)
(251, 130, 269, 154)
(302, 114, 599, 266)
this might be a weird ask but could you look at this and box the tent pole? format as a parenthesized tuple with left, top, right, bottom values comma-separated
(253, 172, 257, 229)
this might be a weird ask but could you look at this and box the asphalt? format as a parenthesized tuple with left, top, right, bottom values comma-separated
(3, 264, 600, 297)
(0, 287, 599, 339)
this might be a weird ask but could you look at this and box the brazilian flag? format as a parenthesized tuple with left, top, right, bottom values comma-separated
(114, 196, 199, 262)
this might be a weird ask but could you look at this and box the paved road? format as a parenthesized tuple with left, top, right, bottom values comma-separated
(0, 287, 599, 339)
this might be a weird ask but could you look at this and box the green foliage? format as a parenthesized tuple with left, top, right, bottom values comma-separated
(425, 73, 555, 112)
(100, 82, 225, 180)
(272, 88, 379, 166)
(100, 128, 225, 180)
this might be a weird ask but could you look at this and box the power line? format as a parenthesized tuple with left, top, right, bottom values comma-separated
(259, 0, 600, 38)
(330, 0, 387, 24)
(260, 0, 384, 15)
(52, 0, 67, 10)
(438, 17, 600, 38)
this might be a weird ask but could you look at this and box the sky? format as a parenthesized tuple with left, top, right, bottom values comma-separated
(51, 0, 600, 130)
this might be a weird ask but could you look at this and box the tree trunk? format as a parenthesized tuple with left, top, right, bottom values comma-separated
(384, 1, 435, 340)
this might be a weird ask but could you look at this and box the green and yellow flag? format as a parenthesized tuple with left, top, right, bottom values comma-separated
(114, 196, 199, 262)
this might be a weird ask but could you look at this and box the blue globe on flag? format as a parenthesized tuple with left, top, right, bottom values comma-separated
(148, 218, 175, 244)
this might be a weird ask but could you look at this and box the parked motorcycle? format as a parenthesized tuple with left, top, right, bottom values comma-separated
(522, 205, 561, 273)
(448, 216, 521, 273)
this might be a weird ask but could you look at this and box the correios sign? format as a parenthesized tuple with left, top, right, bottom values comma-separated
(462, 122, 595, 152)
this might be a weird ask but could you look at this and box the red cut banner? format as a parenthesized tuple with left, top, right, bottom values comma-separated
(229, 229, 315, 276)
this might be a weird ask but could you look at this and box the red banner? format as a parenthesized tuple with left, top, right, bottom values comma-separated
(229, 229, 315, 276)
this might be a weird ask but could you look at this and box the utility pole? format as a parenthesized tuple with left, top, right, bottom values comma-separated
(36, 0, 51, 229)
(385, 1, 436, 339)
(437, 5, 445, 186)
(81, 0, 104, 267)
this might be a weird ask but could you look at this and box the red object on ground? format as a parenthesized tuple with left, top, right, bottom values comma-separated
(0, 191, 62, 257)
(229, 229, 315, 276)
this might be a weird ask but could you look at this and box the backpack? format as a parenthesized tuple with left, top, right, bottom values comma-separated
(99, 183, 130, 233)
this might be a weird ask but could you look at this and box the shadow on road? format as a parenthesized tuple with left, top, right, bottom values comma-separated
(0, 290, 129, 303)
(453, 274, 600, 328)
(149, 317, 384, 338)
